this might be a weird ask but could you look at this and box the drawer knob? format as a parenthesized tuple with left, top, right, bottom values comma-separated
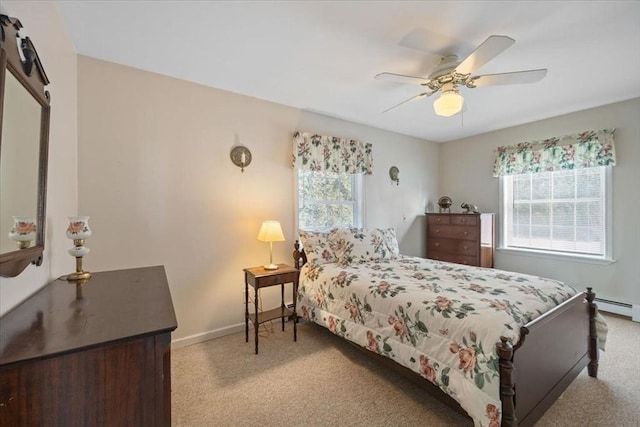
(437, 218, 441, 222)
(463, 245, 468, 250)
(434, 242, 440, 247)
(463, 231, 469, 236)
(461, 218, 466, 223)
(435, 229, 440, 233)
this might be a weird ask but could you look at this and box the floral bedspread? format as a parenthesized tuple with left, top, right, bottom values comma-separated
(296, 256, 578, 427)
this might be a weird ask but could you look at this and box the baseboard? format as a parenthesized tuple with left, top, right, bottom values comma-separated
(171, 322, 245, 348)
(595, 298, 639, 322)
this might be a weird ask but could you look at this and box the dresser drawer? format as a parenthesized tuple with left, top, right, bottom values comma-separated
(451, 215, 478, 226)
(252, 271, 298, 288)
(428, 252, 477, 266)
(427, 215, 451, 225)
(428, 238, 478, 256)
(427, 225, 479, 241)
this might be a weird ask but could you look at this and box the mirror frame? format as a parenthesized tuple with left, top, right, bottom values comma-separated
(0, 15, 50, 277)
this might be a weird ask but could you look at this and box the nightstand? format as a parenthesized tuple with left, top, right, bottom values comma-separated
(244, 263, 299, 354)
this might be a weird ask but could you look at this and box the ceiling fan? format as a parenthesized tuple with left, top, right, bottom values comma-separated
(375, 35, 547, 117)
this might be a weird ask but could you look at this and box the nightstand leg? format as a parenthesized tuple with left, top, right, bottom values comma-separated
(244, 278, 249, 343)
(293, 279, 298, 342)
(281, 284, 285, 332)
(254, 286, 259, 354)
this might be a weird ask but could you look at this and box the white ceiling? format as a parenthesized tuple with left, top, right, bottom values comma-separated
(54, 1, 640, 143)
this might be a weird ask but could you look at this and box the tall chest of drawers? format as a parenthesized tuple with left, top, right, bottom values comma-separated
(426, 213, 495, 267)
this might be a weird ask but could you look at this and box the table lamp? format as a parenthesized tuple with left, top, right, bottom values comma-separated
(257, 220, 285, 270)
(8, 217, 36, 249)
(66, 216, 92, 281)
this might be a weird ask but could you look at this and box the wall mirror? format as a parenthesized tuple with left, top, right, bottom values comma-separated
(0, 15, 50, 277)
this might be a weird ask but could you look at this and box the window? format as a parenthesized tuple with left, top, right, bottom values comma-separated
(297, 169, 363, 231)
(292, 131, 372, 232)
(501, 166, 611, 259)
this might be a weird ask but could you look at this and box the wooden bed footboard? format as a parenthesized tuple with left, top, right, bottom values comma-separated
(293, 241, 598, 427)
(498, 288, 598, 427)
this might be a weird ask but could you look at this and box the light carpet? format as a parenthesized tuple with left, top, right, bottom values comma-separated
(172, 314, 639, 426)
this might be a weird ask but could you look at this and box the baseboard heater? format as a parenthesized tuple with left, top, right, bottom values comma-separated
(595, 297, 632, 317)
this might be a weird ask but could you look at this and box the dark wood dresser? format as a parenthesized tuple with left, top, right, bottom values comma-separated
(0, 266, 177, 426)
(426, 213, 495, 267)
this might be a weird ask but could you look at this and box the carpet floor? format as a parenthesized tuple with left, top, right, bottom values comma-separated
(172, 313, 639, 426)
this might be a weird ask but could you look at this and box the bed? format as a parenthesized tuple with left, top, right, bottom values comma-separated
(292, 228, 600, 427)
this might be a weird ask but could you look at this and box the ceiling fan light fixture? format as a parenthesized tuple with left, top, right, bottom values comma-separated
(377, 36, 546, 117)
(434, 89, 464, 117)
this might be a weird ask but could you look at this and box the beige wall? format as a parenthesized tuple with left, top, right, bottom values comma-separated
(10, 1, 633, 339)
(77, 56, 439, 342)
(0, 2, 78, 315)
(440, 98, 640, 307)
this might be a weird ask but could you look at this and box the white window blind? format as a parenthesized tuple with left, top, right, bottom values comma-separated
(502, 166, 610, 257)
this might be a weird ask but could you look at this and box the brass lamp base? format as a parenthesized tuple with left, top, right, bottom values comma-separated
(263, 264, 279, 270)
(67, 270, 92, 281)
(66, 255, 91, 281)
(16, 240, 31, 249)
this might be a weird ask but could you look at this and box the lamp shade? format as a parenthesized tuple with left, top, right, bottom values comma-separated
(433, 90, 464, 117)
(257, 221, 285, 242)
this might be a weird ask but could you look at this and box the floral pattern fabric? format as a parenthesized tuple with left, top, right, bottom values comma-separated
(492, 129, 615, 177)
(298, 230, 339, 266)
(299, 228, 400, 267)
(297, 256, 578, 426)
(379, 228, 400, 257)
(292, 131, 373, 174)
(331, 228, 399, 265)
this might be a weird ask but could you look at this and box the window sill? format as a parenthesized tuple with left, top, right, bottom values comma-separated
(497, 247, 616, 265)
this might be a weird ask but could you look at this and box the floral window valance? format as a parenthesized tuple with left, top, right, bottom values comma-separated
(292, 131, 373, 174)
(492, 129, 616, 177)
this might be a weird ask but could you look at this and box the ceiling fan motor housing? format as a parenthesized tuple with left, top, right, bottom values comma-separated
(376, 35, 547, 116)
(425, 55, 475, 92)
(429, 55, 460, 79)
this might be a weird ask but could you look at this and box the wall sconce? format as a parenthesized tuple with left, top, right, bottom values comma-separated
(389, 166, 399, 185)
(230, 146, 252, 172)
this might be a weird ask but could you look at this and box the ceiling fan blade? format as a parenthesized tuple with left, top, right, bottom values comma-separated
(470, 69, 548, 87)
(382, 91, 434, 113)
(375, 72, 431, 86)
(455, 35, 515, 75)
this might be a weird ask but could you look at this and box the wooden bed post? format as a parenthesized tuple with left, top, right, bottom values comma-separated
(293, 240, 306, 270)
(586, 287, 599, 378)
(497, 336, 517, 427)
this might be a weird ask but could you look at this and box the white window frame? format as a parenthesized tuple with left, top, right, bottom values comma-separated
(295, 170, 365, 232)
(498, 166, 614, 264)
